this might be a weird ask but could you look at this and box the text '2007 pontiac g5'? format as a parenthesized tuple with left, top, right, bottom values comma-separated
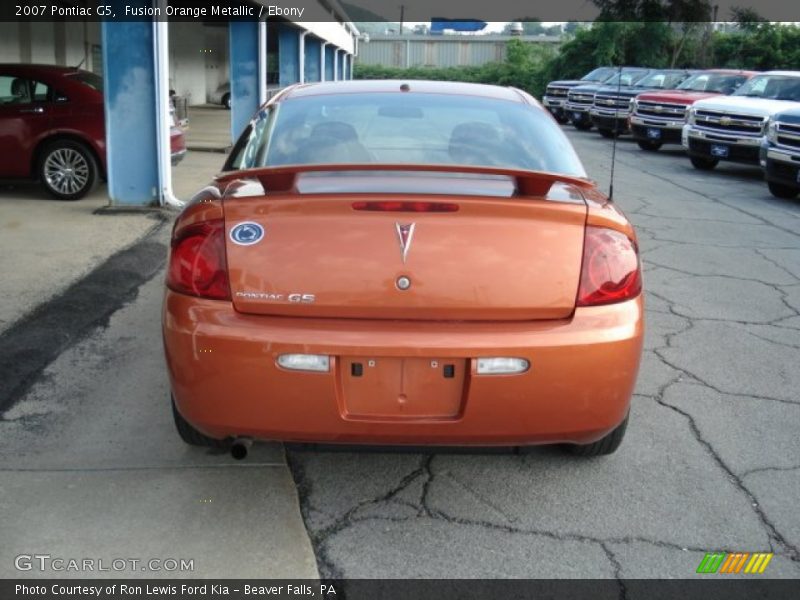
(162, 80, 644, 458)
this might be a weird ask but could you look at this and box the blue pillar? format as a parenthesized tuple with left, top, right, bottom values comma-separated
(229, 20, 260, 143)
(101, 17, 159, 206)
(324, 46, 335, 81)
(305, 37, 322, 82)
(338, 52, 346, 80)
(278, 24, 300, 86)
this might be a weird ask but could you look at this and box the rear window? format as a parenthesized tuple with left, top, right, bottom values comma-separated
(66, 71, 103, 92)
(232, 92, 587, 177)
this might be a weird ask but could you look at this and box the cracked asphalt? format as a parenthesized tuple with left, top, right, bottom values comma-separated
(2, 134, 799, 583)
(285, 130, 800, 579)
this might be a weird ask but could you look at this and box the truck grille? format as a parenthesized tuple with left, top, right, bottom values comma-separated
(694, 109, 765, 136)
(634, 101, 687, 120)
(545, 86, 570, 98)
(593, 94, 631, 111)
(567, 91, 595, 106)
(775, 122, 800, 151)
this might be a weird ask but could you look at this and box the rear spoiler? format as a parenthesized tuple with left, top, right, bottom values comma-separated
(215, 163, 594, 199)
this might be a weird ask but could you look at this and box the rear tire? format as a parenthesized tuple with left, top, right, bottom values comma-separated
(637, 139, 662, 151)
(39, 140, 98, 200)
(565, 414, 629, 457)
(172, 396, 228, 448)
(690, 156, 718, 171)
(222, 93, 231, 110)
(767, 181, 799, 199)
(573, 120, 593, 131)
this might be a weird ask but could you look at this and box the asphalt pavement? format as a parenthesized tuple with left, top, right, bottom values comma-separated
(286, 130, 800, 579)
(1, 129, 799, 581)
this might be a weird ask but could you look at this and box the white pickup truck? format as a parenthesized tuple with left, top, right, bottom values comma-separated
(682, 71, 800, 170)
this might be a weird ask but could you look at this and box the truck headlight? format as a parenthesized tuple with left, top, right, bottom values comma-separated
(765, 118, 778, 143)
(686, 107, 697, 125)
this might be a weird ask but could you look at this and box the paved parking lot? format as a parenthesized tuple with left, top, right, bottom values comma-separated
(287, 130, 800, 579)
(1, 129, 799, 580)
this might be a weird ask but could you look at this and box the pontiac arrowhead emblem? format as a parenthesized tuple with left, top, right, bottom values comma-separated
(395, 223, 416, 263)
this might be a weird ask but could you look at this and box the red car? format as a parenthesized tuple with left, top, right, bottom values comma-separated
(629, 69, 757, 151)
(0, 64, 186, 200)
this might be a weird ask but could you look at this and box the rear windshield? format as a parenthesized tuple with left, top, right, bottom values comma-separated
(678, 72, 748, 94)
(66, 71, 103, 92)
(232, 92, 587, 177)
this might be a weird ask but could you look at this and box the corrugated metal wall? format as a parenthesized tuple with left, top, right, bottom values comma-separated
(356, 36, 560, 68)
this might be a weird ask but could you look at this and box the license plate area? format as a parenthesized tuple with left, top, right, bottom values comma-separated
(711, 143, 729, 158)
(338, 357, 466, 420)
(647, 128, 662, 139)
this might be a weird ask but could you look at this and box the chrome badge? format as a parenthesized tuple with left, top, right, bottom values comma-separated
(395, 223, 416, 263)
(230, 222, 264, 246)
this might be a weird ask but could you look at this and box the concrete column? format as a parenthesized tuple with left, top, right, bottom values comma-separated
(229, 20, 260, 143)
(278, 23, 299, 86)
(298, 31, 309, 84)
(305, 37, 322, 83)
(101, 18, 159, 206)
(320, 42, 329, 81)
(333, 48, 339, 81)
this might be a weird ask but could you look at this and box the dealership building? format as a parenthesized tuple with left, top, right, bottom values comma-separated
(0, 0, 358, 207)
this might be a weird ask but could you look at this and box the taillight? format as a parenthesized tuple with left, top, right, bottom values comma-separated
(576, 226, 641, 307)
(167, 219, 230, 300)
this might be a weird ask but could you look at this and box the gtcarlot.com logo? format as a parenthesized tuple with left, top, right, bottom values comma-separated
(15, 554, 194, 573)
(697, 552, 773, 574)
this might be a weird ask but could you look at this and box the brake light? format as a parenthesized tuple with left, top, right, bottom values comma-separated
(167, 219, 230, 300)
(352, 201, 459, 212)
(576, 226, 641, 307)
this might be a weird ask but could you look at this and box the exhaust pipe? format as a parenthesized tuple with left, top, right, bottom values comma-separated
(231, 437, 253, 460)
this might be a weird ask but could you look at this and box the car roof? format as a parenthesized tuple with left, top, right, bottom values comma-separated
(0, 63, 90, 77)
(279, 80, 530, 104)
(763, 70, 800, 77)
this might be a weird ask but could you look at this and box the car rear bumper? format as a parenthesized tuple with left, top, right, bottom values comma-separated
(163, 291, 644, 447)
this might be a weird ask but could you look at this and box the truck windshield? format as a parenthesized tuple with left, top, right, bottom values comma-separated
(678, 73, 748, 94)
(733, 75, 800, 101)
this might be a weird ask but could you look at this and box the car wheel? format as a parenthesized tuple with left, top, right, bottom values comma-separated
(222, 93, 231, 110)
(553, 113, 569, 125)
(767, 181, 799, 199)
(171, 396, 229, 448)
(637, 139, 662, 151)
(573, 120, 592, 131)
(565, 414, 629, 457)
(690, 156, 718, 171)
(598, 128, 617, 139)
(39, 140, 98, 200)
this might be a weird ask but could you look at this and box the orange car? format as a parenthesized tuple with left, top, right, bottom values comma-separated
(162, 80, 644, 458)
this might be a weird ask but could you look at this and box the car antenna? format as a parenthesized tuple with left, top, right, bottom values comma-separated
(608, 64, 623, 201)
(73, 56, 86, 71)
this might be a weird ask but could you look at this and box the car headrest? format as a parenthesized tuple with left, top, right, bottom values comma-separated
(10, 78, 29, 100)
(310, 121, 359, 143)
